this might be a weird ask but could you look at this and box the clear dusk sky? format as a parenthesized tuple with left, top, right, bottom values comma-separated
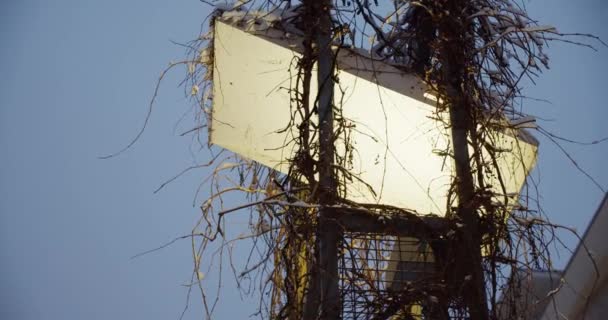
(1, 1, 607, 319)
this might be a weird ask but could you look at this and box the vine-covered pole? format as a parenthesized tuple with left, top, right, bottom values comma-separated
(301, 0, 340, 319)
(437, 1, 489, 318)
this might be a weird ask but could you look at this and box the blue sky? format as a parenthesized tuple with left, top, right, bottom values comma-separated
(0, 1, 606, 319)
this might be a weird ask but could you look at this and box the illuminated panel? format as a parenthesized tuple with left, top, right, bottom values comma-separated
(211, 20, 537, 216)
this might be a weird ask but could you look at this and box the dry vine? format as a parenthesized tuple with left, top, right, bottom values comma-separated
(123, 0, 607, 319)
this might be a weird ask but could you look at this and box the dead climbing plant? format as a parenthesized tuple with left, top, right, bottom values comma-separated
(111, 0, 607, 319)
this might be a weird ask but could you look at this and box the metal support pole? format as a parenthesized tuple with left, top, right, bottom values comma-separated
(439, 1, 490, 318)
(302, 0, 340, 319)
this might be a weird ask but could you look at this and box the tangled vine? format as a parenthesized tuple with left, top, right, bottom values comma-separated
(128, 1, 606, 319)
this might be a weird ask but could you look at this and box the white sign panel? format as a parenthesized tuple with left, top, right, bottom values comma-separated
(211, 19, 537, 216)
